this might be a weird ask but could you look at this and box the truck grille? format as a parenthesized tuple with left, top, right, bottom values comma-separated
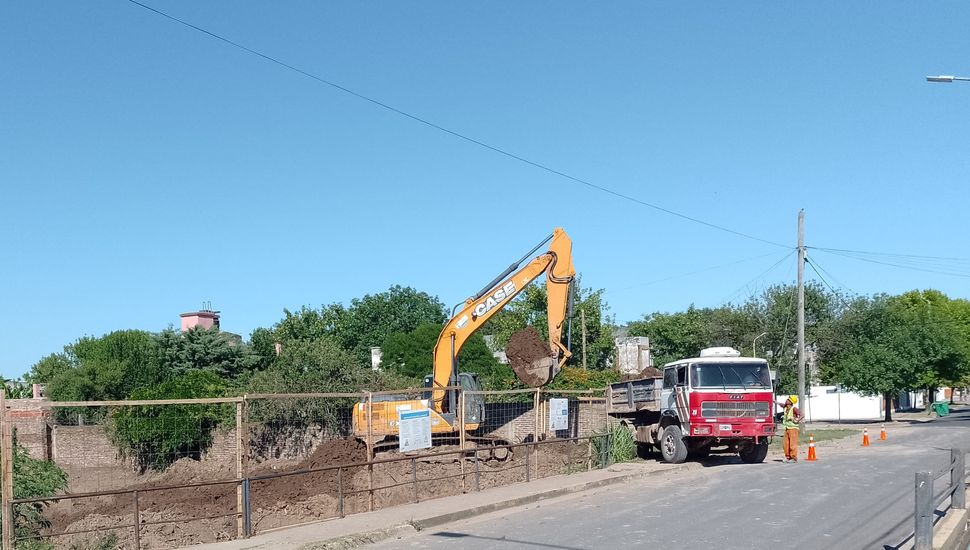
(701, 401, 770, 418)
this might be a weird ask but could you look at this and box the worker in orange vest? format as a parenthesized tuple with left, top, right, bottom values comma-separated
(782, 395, 803, 463)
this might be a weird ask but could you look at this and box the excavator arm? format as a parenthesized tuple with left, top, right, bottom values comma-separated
(430, 228, 575, 413)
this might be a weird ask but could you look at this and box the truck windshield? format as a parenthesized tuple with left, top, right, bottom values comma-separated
(691, 362, 771, 389)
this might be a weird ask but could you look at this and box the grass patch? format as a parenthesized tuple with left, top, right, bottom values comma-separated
(770, 428, 858, 449)
(592, 424, 637, 466)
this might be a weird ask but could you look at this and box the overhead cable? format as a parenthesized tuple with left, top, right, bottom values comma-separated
(124, 0, 791, 249)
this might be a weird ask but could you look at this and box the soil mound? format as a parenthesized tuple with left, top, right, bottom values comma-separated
(506, 327, 555, 386)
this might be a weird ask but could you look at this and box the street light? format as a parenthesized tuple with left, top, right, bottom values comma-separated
(752, 332, 768, 358)
(926, 75, 970, 83)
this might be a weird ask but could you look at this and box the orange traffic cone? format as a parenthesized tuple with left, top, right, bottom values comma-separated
(807, 433, 817, 461)
(879, 424, 887, 441)
(862, 427, 870, 446)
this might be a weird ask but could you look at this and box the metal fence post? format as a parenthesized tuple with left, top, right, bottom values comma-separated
(235, 399, 244, 538)
(915, 471, 933, 550)
(242, 478, 252, 538)
(524, 444, 530, 482)
(366, 392, 374, 512)
(411, 457, 419, 503)
(474, 453, 481, 491)
(132, 490, 141, 550)
(337, 467, 345, 518)
(458, 392, 466, 493)
(533, 388, 540, 480)
(1, 390, 12, 550)
(952, 448, 966, 509)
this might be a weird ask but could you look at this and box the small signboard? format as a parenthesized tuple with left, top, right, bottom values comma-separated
(399, 409, 432, 452)
(549, 398, 569, 431)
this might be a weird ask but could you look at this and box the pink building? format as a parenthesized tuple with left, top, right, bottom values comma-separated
(180, 309, 220, 332)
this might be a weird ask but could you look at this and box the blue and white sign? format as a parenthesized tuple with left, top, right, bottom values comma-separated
(399, 409, 432, 452)
(549, 398, 569, 431)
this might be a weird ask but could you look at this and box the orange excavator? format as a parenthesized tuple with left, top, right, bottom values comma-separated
(352, 227, 575, 445)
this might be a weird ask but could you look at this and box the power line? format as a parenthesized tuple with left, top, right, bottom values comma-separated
(617, 251, 784, 290)
(720, 250, 796, 305)
(805, 258, 853, 310)
(809, 246, 970, 263)
(806, 257, 970, 329)
(805, 255, 857, 297)
(123, 0, 791, 249)
(813, 249, 970, 279)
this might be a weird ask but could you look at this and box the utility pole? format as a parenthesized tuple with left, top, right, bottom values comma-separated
(581, 308, 588, 370)
(796, 209, 806, 414)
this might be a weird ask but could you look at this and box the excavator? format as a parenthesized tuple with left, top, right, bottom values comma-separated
(352, 227, 575, 447)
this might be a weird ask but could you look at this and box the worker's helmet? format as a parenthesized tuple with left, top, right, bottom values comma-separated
(788, 395, 798, 405)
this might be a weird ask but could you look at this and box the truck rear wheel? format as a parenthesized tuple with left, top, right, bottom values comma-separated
(739, 441, 768, 464)
(660, 425, 688, 464)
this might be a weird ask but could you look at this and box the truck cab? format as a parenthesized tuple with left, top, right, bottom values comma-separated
(658, 347, 775, 463)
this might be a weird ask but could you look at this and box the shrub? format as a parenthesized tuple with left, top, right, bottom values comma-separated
(0, 443, 69, 547)
(592, 423, 636, 466)
(110, 370, 231, 471)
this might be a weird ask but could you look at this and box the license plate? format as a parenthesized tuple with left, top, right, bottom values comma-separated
(719, 424, 732, 431)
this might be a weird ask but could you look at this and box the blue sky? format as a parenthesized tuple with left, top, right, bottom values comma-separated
(2, 2, 968, 378)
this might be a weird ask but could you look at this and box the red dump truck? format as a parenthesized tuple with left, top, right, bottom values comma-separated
(607, 347, 775, 464)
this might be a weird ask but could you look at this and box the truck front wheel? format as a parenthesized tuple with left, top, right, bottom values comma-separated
(739, 441, 769, 464)
(660, 425, 688, 464)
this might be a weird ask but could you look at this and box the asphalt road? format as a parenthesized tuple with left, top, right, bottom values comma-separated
(368, 409, 970, 550)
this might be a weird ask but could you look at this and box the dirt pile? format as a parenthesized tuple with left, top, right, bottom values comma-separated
(252, 438, 368, 507)
(506, 326, 556, 386)
(621, 367, 662, 381)
(43, 437, 593, 548)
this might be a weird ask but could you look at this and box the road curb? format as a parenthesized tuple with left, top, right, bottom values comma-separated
(300, 524, 417, 550)
(299, 463, 698, 550)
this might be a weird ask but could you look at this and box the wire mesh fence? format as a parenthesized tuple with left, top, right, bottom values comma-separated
(0, 387, 615, 549)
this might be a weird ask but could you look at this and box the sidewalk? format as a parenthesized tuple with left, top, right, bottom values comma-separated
(182, 460, 697, 550)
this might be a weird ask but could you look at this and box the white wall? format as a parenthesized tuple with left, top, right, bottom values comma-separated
(803, 386, 882, 422)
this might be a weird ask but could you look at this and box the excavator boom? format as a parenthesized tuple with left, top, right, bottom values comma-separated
(430, 227, 575, 412)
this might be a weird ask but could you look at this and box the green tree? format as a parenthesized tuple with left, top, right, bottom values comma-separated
(381, 323, 440, 379)
(248, 326, 279, 371)
(244, 337, 373, 452)
(381, 323, 504, 382)
(628, 283, 841, 394)
(269, 286, 446, 367)
(337, 286, 446, 365)
(111, 370, 230, 471)
(37, 330, 168, 403)
(24, 353, 73, 385)
(627, 306, 710, 367)
(156, 326, 258, 379)
(247, 336, 368, 394)
(1, 443, 68, 545)
(817, 291, 970, 421)
(72, 330, 166, 398)
(274, 304, 345, 343)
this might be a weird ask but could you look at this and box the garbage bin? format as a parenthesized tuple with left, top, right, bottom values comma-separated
(932, 401, 950, 417)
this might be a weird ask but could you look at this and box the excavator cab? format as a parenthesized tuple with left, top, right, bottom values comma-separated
(423, 372, 484, 425)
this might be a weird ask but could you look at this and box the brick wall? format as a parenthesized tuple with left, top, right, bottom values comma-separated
(51, 425, 121, 467)
(478, 399, 607, 443)
(51, 425, 238, 469)
(7, 399, 51, 460)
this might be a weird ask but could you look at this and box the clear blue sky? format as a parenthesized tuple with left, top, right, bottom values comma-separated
(2, 2, 968, 378)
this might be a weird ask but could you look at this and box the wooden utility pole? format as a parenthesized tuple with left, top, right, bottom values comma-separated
(1, 389, 11, 550)
(581, 308, 587, 370)
(797, 209, 806, 414)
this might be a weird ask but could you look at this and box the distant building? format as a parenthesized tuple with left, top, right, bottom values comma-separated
(180, 307, 220, 332)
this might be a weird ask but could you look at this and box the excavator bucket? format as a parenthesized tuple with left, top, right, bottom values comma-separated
(506, 327, 560, 387)
(512, 356, 560, 387)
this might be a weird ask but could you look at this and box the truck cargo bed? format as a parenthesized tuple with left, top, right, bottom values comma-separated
(608, 378, 660, 413)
